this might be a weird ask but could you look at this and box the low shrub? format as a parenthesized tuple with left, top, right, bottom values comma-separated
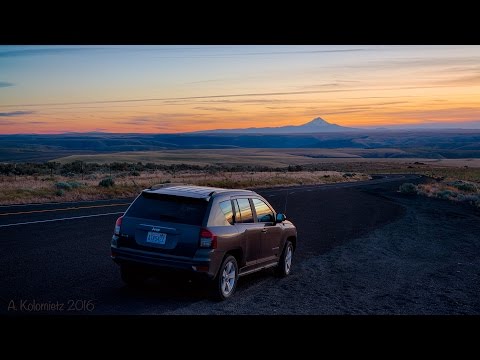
(460, 194, 479, 203)
(436, 190, 456, 199)
(55, 182, 72, 190)
(399, 183, 417, 194)
(68, 181, 82, 189)
(55, 189, 65, 196)
(99, 178, 115, 187)
(450, 181, 477, 193)
(55, 181, 83, 190)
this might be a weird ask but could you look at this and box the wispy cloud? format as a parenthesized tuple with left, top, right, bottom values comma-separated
(370, 101, 410, 107)
(0, 81, 14, 88)
(342, 56, 480, 71)
(188, 79, 226, 85)
(117, 113, 213, 127)
(437, 73, 480, 86)
(362, 120, 480, 129)
(117, 117, 156, 125)
(24, 121, 48, 124)
(0, 110, 35, 117)
(155, 48, 369, 59)
(154, 125, 174, 130)
(220, 49, 368, 57)
(2, 85, 452, 109)
(0, 119, 47, 127)
(0, 89, 351, 108)
(0, 46, 366, 61)
(193, 106, 232, 112)
(296, 83, 341, 90)
(380, 107, 480, 121)
(115, 113, 240, 132)
(238, 48, 367, 56)
(0, 47, 100, 58)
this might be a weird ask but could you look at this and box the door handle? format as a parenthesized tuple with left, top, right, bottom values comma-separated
(261, 228, 268, 233)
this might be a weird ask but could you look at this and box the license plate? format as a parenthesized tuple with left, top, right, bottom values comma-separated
(146, 232, 167, 245)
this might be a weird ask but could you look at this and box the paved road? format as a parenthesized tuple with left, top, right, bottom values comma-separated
(6, 173, 476, 315)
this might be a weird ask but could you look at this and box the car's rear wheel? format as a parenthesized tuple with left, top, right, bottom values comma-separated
(120, 264, 147, 287)
(212, 255, 238, 301)
(275, 241, 293, 277)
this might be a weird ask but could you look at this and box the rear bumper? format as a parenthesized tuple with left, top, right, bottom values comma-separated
(111, 247, 222, 278)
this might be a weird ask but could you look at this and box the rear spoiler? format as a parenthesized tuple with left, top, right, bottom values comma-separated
(142, 185, 217, 201)
(148, 183, 187, 190)
(147, 183, 217, 198)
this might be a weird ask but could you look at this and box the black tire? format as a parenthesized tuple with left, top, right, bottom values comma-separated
(120, 264, 147, 287)
(212, 255, 239, 301)
(275, 241, 294, 277)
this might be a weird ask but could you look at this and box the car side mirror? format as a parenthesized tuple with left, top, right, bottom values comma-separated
(276, 213, 286, 223)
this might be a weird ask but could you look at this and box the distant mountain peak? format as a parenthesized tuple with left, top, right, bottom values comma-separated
(304, 117, 331, 126)
(192, 116, 357, 134)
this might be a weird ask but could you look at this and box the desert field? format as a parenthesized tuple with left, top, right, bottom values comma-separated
(55, 148, 480, 168)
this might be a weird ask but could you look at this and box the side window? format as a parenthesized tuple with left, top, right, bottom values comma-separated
(235, 198, 254, 223)
(252, 198, 275, 223)
(219, 200, 234, 225)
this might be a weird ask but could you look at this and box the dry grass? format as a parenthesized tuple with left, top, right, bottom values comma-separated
(306, 161, 480, 183)
(0, 170, 370, 205)
(400, 180, 480, 208)
(381, 167, 480, 183)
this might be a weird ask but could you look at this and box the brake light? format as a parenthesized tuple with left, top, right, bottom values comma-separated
(114, 216, 123, 235)
(199, 228, 217, 249)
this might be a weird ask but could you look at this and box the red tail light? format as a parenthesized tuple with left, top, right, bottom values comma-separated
(114, 216, 123, 235)
(199, 228, 217, 249)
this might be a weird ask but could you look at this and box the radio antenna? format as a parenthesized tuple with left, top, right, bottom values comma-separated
(284, 190, 289, 214)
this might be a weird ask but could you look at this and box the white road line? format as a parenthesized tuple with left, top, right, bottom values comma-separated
(0, 212, 124, 228)
(0, 198, 133, 208)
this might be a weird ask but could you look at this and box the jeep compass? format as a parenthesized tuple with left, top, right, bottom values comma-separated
(111, 185, 297, 300)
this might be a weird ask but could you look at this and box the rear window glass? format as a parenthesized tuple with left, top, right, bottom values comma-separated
(219, 200, 234, 225)
(126, 193, 208, 226)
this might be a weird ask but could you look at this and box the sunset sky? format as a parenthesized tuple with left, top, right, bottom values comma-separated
(1, 45, 480, 134)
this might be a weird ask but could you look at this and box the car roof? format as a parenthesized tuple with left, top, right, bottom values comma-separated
(142, 184, 255, 199)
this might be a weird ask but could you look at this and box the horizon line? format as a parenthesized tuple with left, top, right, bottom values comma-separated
(2, 127, 480, 136)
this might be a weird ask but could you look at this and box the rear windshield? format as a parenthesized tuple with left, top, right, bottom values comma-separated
(126, 192, 208, 226)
